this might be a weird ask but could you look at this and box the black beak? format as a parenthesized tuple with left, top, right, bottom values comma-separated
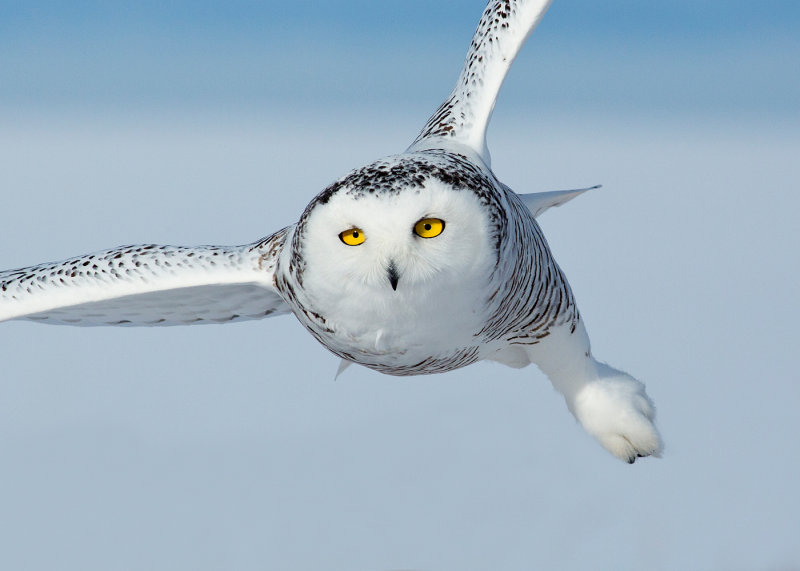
(387, 261, 400, 291)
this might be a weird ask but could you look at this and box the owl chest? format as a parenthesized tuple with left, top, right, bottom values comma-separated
(294, 285, 488, 367)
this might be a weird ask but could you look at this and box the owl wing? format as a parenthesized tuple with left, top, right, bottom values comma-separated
(409, 0, 553, 164)
(518, 185, 600, 218)
(0, 227, 292, 326)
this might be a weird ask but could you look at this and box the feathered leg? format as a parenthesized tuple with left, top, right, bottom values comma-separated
(526, 320, 663, 463)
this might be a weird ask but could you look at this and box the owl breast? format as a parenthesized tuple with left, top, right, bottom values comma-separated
(305, 269, 493, 374)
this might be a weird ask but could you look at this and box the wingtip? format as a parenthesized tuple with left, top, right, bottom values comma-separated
(411, 0, 554, 167)
(572, 184, 602, 193)
(334, 359, 352, 381)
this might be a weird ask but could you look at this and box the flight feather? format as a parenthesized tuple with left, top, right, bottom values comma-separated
(0, 228, 291, 326)
(410, 0, 553, 164)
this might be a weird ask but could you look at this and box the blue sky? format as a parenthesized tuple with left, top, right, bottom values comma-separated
(4, 0, 799, 38)
(2, 0, 798, 118)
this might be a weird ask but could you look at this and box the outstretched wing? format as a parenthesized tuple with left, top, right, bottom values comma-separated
(0, 227, 292, 326)
(518, 185, 600, 218)
(409, 0, 553, 164)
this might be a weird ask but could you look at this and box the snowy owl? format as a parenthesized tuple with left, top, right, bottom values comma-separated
(0, 0, 662, 463)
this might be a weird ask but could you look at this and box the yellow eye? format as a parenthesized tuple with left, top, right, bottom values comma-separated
(339, 228, 366, 246)
(414, 218, 445, 239)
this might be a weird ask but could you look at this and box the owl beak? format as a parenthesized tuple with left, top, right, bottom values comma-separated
(387, 261, 400, 291)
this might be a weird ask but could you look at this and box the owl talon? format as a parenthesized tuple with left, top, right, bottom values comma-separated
(572, 365, 663, 463)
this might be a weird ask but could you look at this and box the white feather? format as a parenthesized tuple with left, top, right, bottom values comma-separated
(410, 0, 554, 164)
(0, 231, 290, 326)
(518, 185, 600, 218)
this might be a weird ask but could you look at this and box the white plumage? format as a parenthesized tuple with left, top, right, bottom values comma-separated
(0, 0, 662, 463)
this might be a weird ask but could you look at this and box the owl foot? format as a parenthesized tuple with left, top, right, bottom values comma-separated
(572, 364, 663, 463)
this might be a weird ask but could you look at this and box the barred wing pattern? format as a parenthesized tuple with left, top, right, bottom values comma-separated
(0, 228, 291, 326)
(410, 0, 553, 164)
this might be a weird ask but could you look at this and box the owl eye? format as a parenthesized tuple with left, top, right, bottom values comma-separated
(339, 228, 366, 246)
(413, 218, 445, 239)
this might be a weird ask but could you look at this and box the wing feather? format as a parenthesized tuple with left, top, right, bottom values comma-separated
(517, 185, 600, 218)
(410, 0, 553, 164)
(0, 227, 292, 326)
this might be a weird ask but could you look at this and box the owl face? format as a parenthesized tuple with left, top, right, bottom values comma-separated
(292, 158, 498, 355)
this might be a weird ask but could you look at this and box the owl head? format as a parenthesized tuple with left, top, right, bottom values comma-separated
(287, 151, 504, 352)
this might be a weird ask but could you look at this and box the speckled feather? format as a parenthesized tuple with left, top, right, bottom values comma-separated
(0, 230, 291, 325)
(411, 0, 553, 164)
